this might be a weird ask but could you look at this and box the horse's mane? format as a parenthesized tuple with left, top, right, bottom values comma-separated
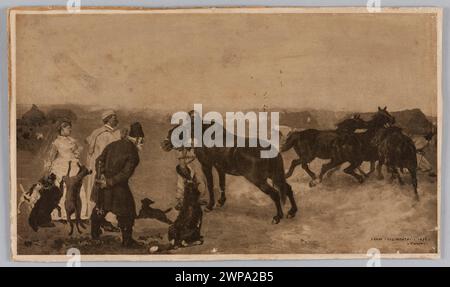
(336, 118, 353, 130)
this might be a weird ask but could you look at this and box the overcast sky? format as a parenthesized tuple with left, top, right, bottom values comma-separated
(15, 11, 438, 116)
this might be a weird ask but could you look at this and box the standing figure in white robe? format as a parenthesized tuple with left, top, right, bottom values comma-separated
(84, 110, 121, 219)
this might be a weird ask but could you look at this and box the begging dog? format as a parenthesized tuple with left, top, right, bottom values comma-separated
(18, 183, 42, 215)
(61, 162, 92, 236)
(168, 166, 203, 248)
(137, 198, 173, 224)
(28, 173, 63, 232)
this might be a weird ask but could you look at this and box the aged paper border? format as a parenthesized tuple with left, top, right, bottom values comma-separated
(8, 6, 443, 262)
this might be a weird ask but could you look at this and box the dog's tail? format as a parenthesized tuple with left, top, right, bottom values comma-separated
(164, 208, 173, 213)
(19, 184, 27, 195)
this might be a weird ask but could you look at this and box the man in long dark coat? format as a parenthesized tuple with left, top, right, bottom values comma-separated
(90, 122, 144, 247)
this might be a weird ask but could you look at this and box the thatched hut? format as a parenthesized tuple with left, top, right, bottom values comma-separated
(21, 104, 46, 126)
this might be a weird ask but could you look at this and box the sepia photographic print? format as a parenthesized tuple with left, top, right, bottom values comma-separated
(9, 7, 442, 261)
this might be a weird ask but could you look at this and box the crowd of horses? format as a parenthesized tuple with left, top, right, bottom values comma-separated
(162, 107, 419, 224)
(281, 106, 418, 199)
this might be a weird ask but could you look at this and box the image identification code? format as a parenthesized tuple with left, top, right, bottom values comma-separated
(175, 271, 274, 284)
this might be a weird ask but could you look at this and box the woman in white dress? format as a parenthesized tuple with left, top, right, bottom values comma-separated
(44, 121, 85, 221)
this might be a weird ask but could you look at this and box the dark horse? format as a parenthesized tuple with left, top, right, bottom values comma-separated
(281, 107, 395, 187)
(372, 126, 419, 200)
(331, 108, 396, 179)
(162, 121, 297, 224)
(331, 109, 419, 200)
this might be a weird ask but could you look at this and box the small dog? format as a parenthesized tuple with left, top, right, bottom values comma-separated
(28, 173, 62, 232)
(61, 162, 92, 236)
(137, 198, 173, 224)
(18, 183, 42, 215)
(168, 169, 203, 248)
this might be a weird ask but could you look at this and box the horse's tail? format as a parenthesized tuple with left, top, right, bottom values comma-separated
(280, 131, 297, 152)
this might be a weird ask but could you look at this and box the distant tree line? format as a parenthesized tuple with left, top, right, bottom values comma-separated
(16, 105, 77, 151)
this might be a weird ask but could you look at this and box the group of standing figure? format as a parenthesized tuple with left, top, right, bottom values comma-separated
(41, 110, 146, 247)
(43, 110, 121, 221)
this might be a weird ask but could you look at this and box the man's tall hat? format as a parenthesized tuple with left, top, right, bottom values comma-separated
(129, 122, 144, 138)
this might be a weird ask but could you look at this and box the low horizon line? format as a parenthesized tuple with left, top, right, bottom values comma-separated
(16, 103, 437, 117)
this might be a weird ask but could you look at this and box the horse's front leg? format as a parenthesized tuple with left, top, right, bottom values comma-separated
(367, 161, 376, 176)
(343, 160, 365, 183)
(302, 163, 318, 187)
(217, 169, 227, 207)
(285, 159, 302, 178)
(319, 159, 345, 183)
(202, 165, 215, 212)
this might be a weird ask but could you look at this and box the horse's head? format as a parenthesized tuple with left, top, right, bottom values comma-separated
(336, 114, 367, 132)
(161, 115, 203, 152)
(161, 125, 178, 152)
(370, 106, 396, 128)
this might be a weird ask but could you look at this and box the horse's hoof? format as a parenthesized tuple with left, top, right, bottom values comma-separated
(204, 206, 214, 212)
(286, 212, 295, 219)
(286, 210, 297, 219)
(217, 197, 226, 207)
(271, 216, 281, 224)
(309, 180, 317, 188)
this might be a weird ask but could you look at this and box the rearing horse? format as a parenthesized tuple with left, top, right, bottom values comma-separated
(162, 122, 298, 224)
